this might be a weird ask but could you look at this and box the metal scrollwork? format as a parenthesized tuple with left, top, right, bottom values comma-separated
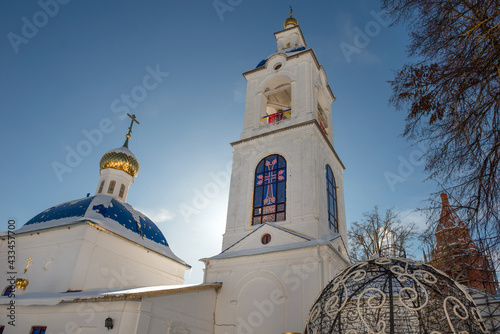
(304, 257, 490, 334)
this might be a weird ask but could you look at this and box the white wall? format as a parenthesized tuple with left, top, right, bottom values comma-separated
(0, 300, 141, 334)
(0, 223, 187, 295)
(0, 288, 218, 334)
(223, 124, 347, 250)
(205, 244, 348, 334)
(140, 288, 218, 334)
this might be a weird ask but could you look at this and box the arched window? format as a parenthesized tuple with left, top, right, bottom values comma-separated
(107, 180, 116, 194)
(30, 327, 47, 334)
(326, 165, 338, 233)
(98, 180, 105, 193)
(252, 154, 286, 225)
(261, 76, 292, 126)
(119, 184, 125, 198)
(2, 286, 12, 297)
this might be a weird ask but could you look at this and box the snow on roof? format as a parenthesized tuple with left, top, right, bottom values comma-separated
(204, 233, 342, 260)
(219, 223, 311, 254)
(106, 145, 137, 159)
(255, 45, 307, 68)
(0, 283, 222, 306)
(10, 195, 189, 267)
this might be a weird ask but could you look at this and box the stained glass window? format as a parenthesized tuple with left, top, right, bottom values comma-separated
(326, 165, 338, 233)
(30, 327, 47, 334)
(119, 184, 125, 198)
(107, 180, 116, 194)
(98, 180, 105, 193)
(252, 154, 286, 225)
(2, 286, 12, 296)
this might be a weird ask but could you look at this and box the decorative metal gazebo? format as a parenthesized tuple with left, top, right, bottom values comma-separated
(304, 257, 489, 333)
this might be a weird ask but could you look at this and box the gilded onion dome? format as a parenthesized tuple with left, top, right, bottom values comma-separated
(284, 16, 298, 28)
(99, 146, 139, 177)
(284, 6, 298, 28)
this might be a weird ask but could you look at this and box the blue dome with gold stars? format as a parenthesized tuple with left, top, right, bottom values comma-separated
(25, 195, 166, 246)
(19, 195, 187, 266)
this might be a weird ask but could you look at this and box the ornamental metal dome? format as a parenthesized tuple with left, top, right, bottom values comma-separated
(304, 257, 489, 334)
(99, 113, 141, 177)
(99, 146, 139, 177)
(284, 16, 298, 28)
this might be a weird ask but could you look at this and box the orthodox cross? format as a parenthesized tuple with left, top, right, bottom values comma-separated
(289, 5, 293, 16)
(263, 158, 278, 204)
(123, 113, 140, 147)
(126, 113, 140, 139)
(24, 257, 33, 273)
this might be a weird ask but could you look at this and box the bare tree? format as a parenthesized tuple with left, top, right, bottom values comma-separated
(380, 0, 500, 247)
(348, 206, 418, 262)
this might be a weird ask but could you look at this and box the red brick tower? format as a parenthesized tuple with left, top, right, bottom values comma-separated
(430, 193, 497, 294)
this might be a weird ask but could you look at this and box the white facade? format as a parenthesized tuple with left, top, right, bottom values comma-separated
(204, 21, 349, 334)
(96, 167, 134, 201)
(0, 17, 350, 334)
(6, 284, 219, 334)
(0, 222, 187, 293)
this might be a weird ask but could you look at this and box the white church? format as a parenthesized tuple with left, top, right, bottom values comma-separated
(0, 13, 351, 334)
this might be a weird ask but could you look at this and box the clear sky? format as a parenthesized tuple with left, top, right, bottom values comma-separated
(0, 0, 438, 283)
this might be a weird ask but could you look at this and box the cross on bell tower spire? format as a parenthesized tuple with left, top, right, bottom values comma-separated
(123, 113, 140, 148)
(284, 5, 298, 28)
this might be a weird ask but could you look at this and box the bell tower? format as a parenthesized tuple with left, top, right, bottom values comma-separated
(222, 10, 346, 250)
(203, 11, 350, 334)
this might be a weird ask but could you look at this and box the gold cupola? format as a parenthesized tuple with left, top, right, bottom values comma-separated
(284, 6, 298, 28)
(96, 114, 140, 201)
(99, 114, 140, 177)
(99, 147, 139, 177)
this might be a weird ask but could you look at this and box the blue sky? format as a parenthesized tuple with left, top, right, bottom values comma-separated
(0, 0, 438, 283)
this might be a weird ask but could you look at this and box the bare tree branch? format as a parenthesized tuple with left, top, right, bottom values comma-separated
(348, 206, 418, 262)
(381, 0, 500, 246)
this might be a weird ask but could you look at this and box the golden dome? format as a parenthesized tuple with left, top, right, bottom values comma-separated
(99, 147, 139, 177)
(15, 278, 29, 290)
(284, 16, 298, 28)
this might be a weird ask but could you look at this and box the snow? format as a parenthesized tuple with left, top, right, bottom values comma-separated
(14, 218, 88, 234)
(220, 223, 311, 254)
(121, 201, 148, 225)
(0, 283, 221, 306)
(206, 234, 341, 260)
(87, 195, 113, 209)
(256, 46, 308, 68)
(107, 146, 137, 159)
(9, 195, 189, 267)
(51, 198, 86, 208)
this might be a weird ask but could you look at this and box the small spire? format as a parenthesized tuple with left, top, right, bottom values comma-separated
(123, 113, 140, 148)
(440, 193, 450, 206)
(284, 6, 299, 29)
(24, 257, 33, 274)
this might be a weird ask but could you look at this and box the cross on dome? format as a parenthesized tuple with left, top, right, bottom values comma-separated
(123, 113, 140, 148)
(284, 5, 298, 28)
(97, 115, 141, 201)
(24, 257, 33, 274)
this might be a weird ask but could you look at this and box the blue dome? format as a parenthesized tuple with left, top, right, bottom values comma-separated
(25, 195, 168, 246)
